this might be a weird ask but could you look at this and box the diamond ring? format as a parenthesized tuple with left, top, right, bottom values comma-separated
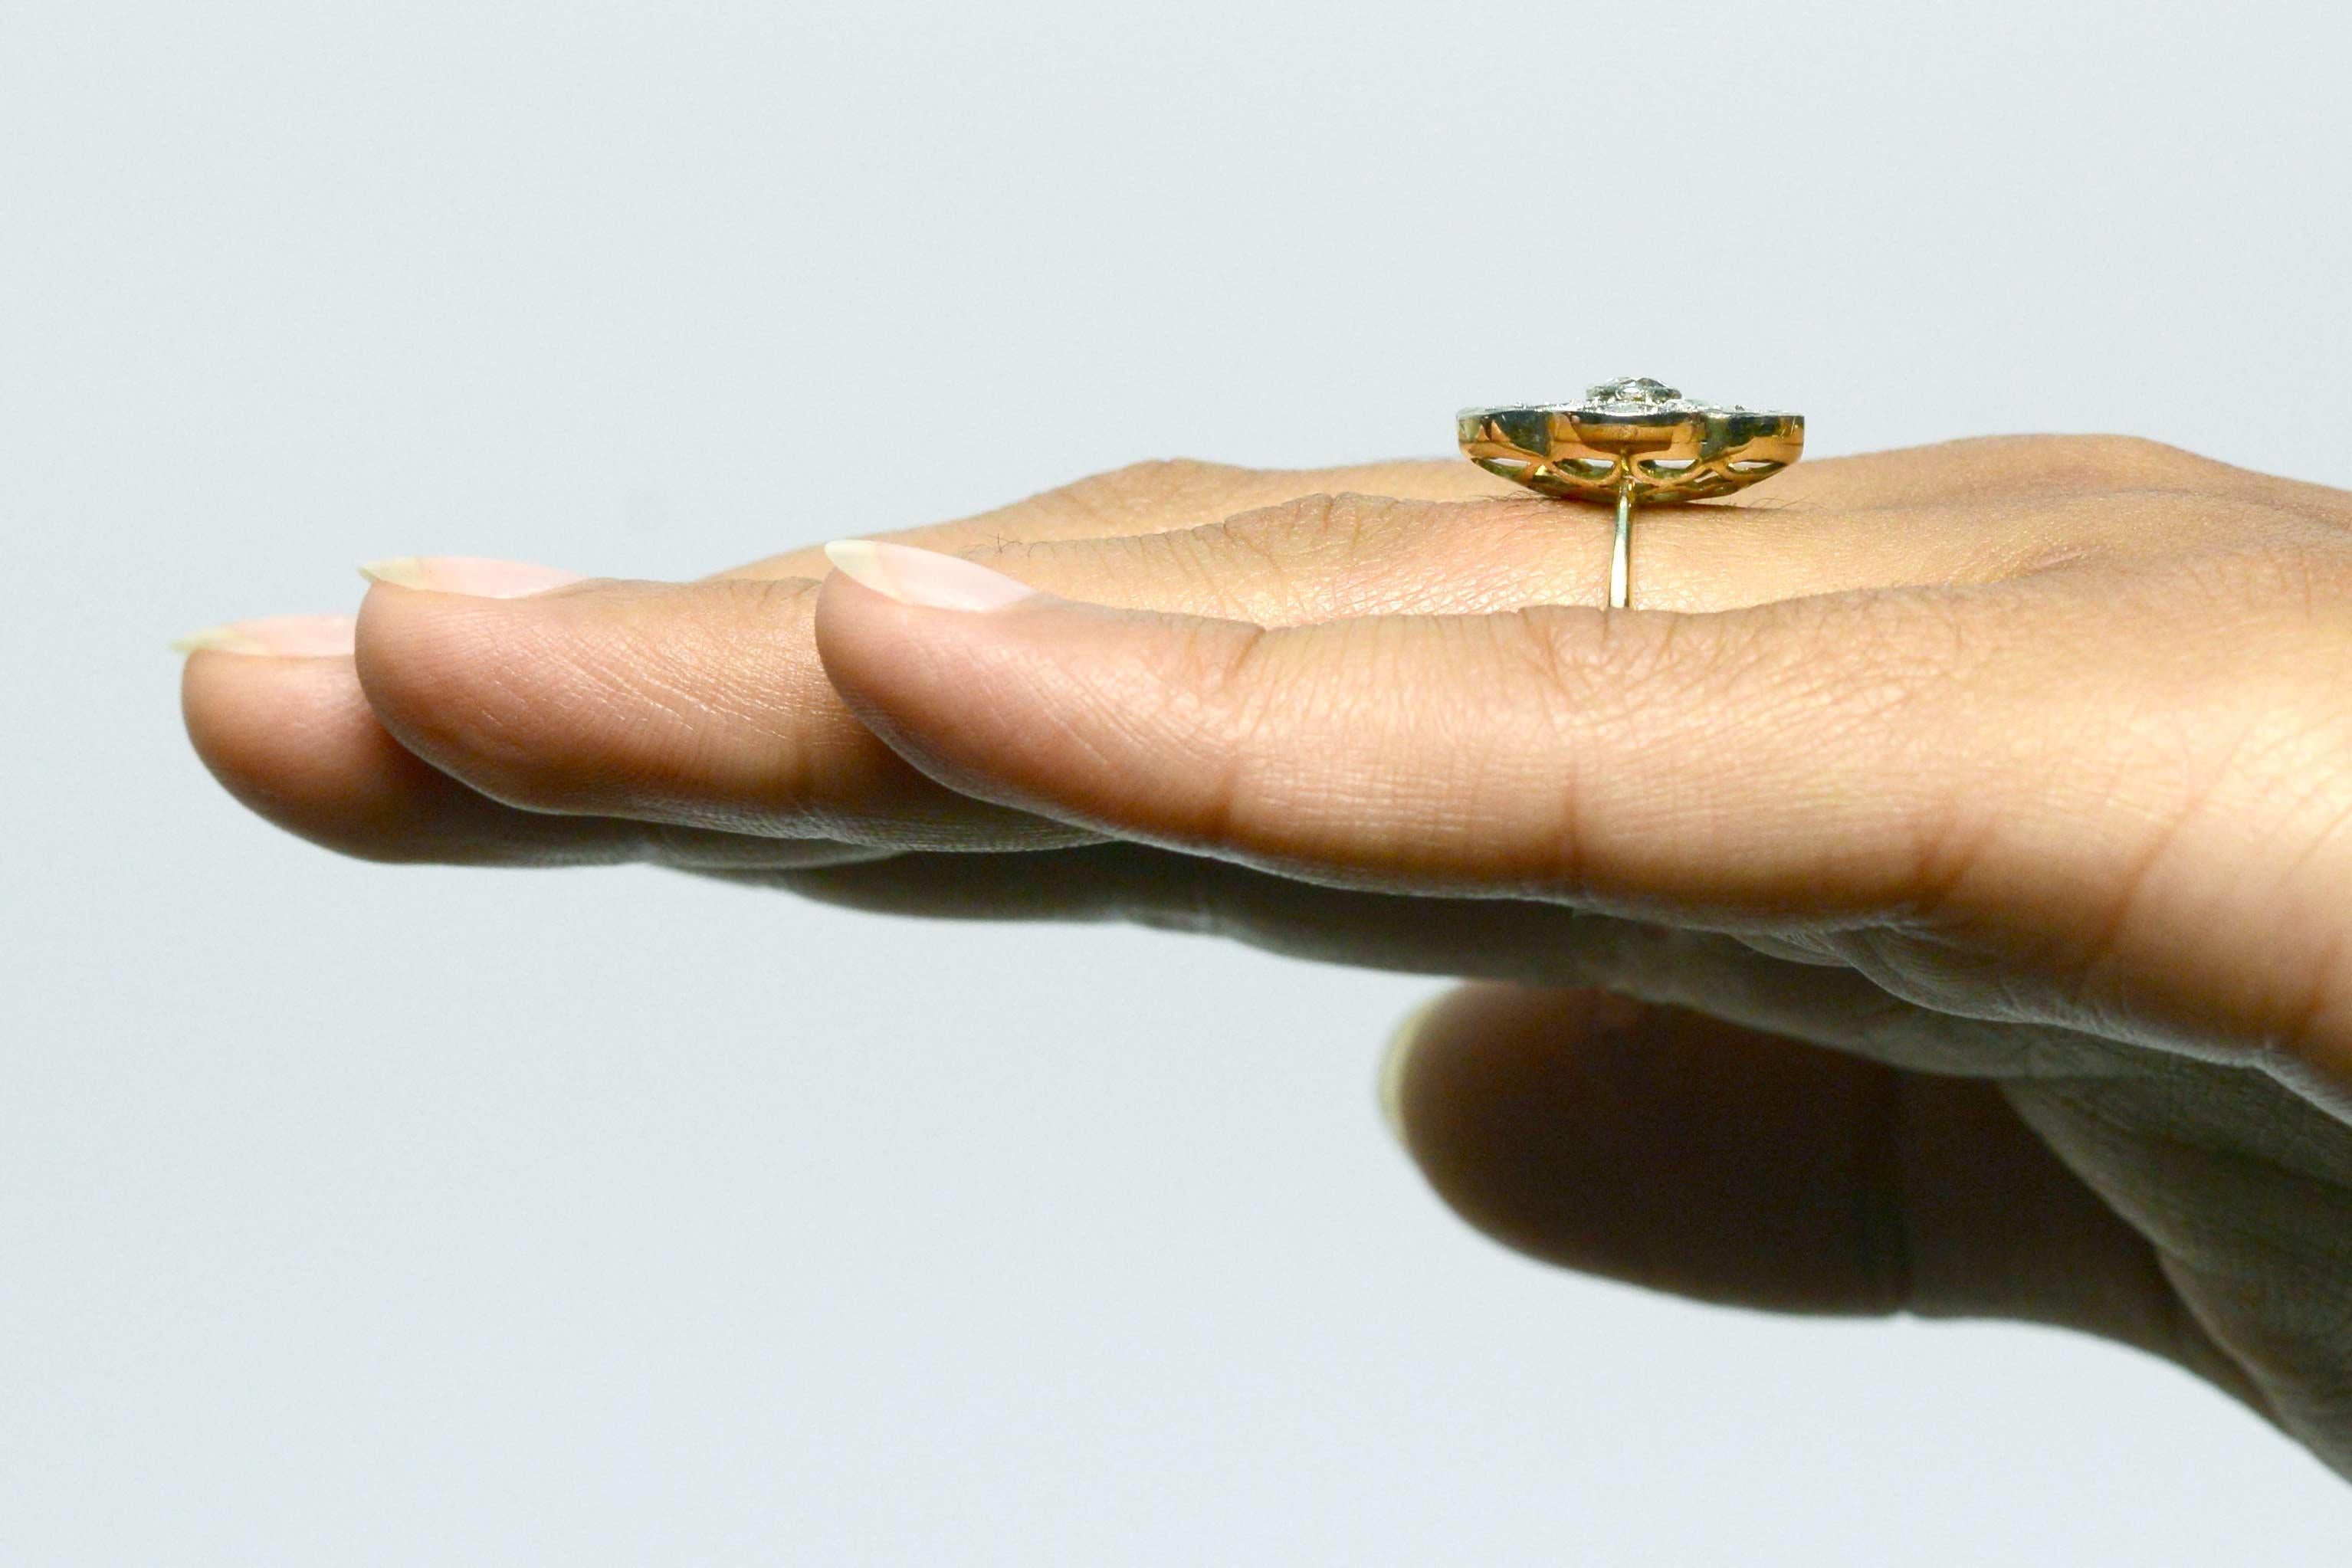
(1458, 377, 1805, 608)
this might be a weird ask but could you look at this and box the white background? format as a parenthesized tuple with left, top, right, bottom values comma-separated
(5, 1, 2351, 1560)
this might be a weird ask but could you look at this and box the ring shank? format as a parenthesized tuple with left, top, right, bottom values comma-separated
(1455, 387, 1804, 613)
(1610, 486, 1631, 609)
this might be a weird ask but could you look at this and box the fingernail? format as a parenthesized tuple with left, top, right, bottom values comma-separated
(359, 556, 586, 599)
(823, 539, 1037, 612)
(1378, 994, 1446, 1149)
(170, 614, 358, 657)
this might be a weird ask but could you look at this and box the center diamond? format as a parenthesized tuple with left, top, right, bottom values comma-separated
(1585, 376, 1683, 405)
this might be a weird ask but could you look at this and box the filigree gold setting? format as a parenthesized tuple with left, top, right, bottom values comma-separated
(1456, 377, 1804, 504)
(1456, 377, 1805, 607)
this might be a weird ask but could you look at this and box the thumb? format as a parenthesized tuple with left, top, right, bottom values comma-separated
(1377, 982, 2249, 1397)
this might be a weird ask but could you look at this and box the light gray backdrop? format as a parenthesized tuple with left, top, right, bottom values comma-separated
(5, 1, 2350, 1561)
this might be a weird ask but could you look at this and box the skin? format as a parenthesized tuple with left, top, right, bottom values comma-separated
(181, 437, 2352, 1475)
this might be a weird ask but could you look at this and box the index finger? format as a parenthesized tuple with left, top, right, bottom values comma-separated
(809, 540, 2335, 1068)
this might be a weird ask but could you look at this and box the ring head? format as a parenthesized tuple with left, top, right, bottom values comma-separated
(1458, 376, 1804, 504)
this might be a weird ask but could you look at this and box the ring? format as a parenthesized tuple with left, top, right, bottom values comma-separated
(1457, 376, 1804, 609)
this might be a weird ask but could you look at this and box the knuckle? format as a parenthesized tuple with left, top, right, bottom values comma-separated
(2016, 488, 2344, 579)
(1203, 492, 1420, 566)
(1106, 456, 1247, 492)
(1047, 458, 1256, 525)
(1189, 494, 1513, 618)
(1940, 433, 2232, 494)
(2065, 432, 2233, 486)
(2215, 520, 2352, 603)
(2064, 432, 2202, 471)
(1189, 495, 1369, 610)
(996, 492, 1452, 622)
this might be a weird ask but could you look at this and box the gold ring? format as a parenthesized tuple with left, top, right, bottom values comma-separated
(1457, 376, 1805, 609)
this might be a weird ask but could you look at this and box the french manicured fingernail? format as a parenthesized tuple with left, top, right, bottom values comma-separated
(170, 614, 358, 657)
(359, 556, 586, 598)
(823, 539, 1038, 612)
(1379, 994, 1445, 1149)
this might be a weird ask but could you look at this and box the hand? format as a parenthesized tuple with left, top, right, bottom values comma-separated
(181, 436, 2352, 1474)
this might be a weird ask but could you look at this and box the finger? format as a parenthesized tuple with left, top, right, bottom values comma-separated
(180, 627, 893, 869)
(353, 573, 1104, 848)
(1382, 984, 2259, 1399)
